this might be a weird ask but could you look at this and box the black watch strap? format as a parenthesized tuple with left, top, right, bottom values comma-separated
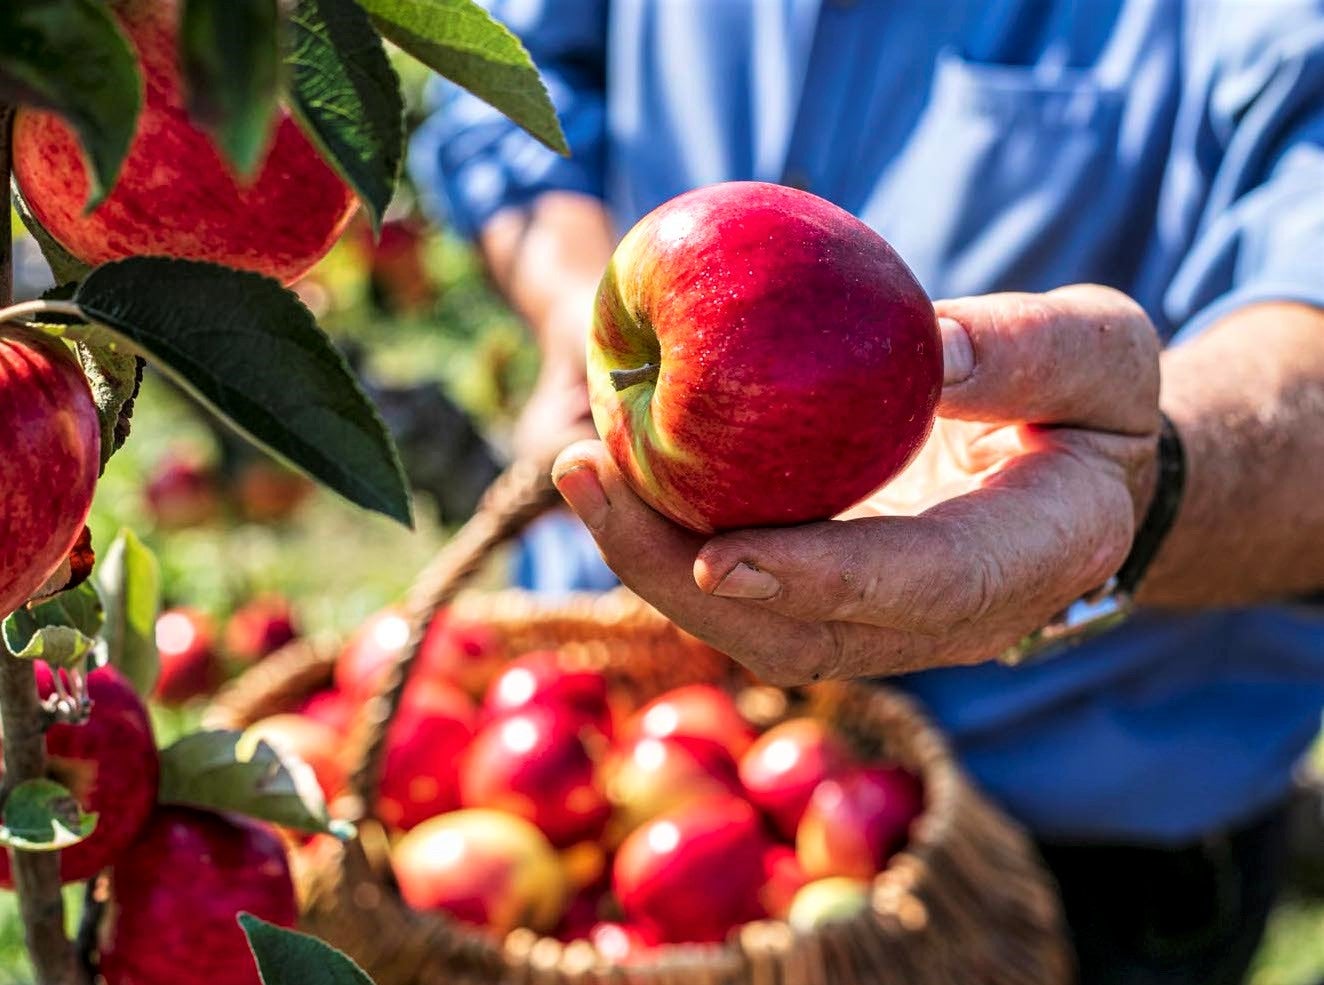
(1114, 412, 1186, 596)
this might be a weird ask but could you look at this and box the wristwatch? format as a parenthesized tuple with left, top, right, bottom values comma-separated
(998, 413, 1187, 666)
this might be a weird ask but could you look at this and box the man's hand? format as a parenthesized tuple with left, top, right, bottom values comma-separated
(552, 285, 1162, 685)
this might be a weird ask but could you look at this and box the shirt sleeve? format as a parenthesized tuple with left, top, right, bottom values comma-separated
(407, 0, 608, 239)
(1165, 1, 1324, 341)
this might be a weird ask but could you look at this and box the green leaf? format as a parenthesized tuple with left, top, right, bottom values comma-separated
(93, 529, 161, 695)
(73, 258, 412, 525)
(284, 0, 404, 230)
(2, 584, 103, 668)
(158, 730, 349, 837)
(0, 0, 142, 209)
(181, 0, 281, 178)
(353, 0, 567, 156)
(12, 184, 93, 286)
(0, 779, 98, 852)
(240, 914, 376, 985)
(77, 335, 143, 471)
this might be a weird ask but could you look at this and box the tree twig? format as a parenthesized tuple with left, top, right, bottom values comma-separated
(0, 104, 87, 985)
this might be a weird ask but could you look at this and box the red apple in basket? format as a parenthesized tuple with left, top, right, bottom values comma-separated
(460, 707, 609, 847)
(601, 733, 743, 838)
(759, 844, 811, 921)
(620, 684, 755, 760)
(0, 665, 157, 887)
(787, 876, 871, 931)
(334, 607, 412, 700)
(587, 180, 941, 532)
(378, 678, 476, 830)
(796, 765, 924, 881)
(740, 717, 851, 839)
(100, 807, 296, 985)
(613, 796, 770, 943)
(392, 808, 567, 936)
(482, 650, 612, 735)
(295, 688, 356, 735)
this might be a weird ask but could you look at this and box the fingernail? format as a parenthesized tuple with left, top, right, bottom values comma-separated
(553, 465, 609, 530)
(712, 562, 781, 600)
(939, 316, 974, 385)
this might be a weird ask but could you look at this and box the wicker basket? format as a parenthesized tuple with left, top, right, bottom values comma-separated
(206, 460, 1075, 985)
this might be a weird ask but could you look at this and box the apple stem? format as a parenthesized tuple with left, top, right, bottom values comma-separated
(609, 362, 660, 391)
(0, 105, 90, 985)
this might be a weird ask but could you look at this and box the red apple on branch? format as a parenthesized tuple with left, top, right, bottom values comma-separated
(739, 718, 851, 839)
(0, 665, 158, 887)
(613, 796, 770, 943)
(460, 707, 609, 847)
(0, 335, 99, 620)
(796, 765, 924, 881)
(587, 180, 941, 532)
(392, 808, 567, 936)
(143, 450, 221, 530)
(12, 0, 357, 284)
(224, 594, 298, 664)
(100, 808, 297, 985)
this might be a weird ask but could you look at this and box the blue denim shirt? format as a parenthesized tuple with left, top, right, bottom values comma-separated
(411, 0, 1324, 843)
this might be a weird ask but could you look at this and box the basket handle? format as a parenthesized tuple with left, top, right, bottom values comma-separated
(340, 456, 565, 823)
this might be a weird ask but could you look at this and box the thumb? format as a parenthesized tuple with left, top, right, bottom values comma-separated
(935, 284, 1160, 435)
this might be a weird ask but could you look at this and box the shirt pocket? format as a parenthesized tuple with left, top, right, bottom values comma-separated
(864, 49, 1128, 299)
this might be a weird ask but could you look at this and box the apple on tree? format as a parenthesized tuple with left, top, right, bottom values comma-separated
(153, 607, 220, 705)
(99, 807, 297, 985)
(0, 336, 99, 621)
(0, 665, 158, 888)
(588, 180, 941, 532)
(224, 594, 298, 664)
(12, 0, 357, 285)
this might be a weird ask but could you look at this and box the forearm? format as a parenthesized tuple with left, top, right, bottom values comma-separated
(1140, 301, 1324, 606)
(479, 191, 615, 363)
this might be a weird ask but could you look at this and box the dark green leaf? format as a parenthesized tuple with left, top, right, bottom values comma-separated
(2, 584, 103, 668)
(0, 0, 142, 208)
(353, 0, 567, 156)
(285, 0, 404, 229)
(76, 332, 143, 471)
(93, 529, 161, 694)
(0, 779, 97, 852)
(158, 730, 350, 837)
(240, 914, 376, 985)
(12, 183, 93, 286)
(181, 0, 281, 177)
(73, 258, 412, 524)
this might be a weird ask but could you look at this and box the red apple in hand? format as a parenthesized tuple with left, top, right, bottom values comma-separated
(588, 180, 940, 532)
(154, 607, 220, 704)
(482, 650, 612, 735)
(460, 708, 609, 847)
(796, 765, 924, 881)
(740, 718, 851, 839)
(601, 733, 743, 838)
(613, 796, 770, 943)
(378, 678, 476, 830)
(621, 684, 755, 760)
(13, 0, 356, 284)
(224, 594, 298, 663)
(393, 809, 567, 936)
(0, 665, 157, 887)
(100, 808, 296, 985)
(0, 335, 99, 620)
